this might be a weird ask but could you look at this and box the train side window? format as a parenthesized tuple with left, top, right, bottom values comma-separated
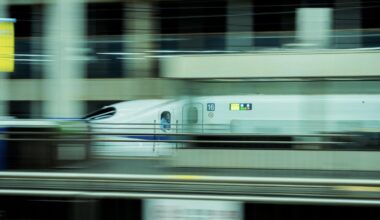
(160, 111, 171, 131)
(187, 107, 198, 124)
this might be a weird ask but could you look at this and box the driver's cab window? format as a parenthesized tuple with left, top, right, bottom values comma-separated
(160, 111, 171, 131)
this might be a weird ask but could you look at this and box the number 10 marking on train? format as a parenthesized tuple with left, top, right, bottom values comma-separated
(207, 103, 215, 111)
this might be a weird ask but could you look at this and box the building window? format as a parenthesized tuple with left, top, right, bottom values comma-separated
(362, 1, 380, 47)
(86, 2, 124, 78)
(8, 101, 42, 119)
(157, 0, 226, 52)
(9, 4, 44, 79)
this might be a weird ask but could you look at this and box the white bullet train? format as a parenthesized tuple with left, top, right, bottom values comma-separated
(84, 95, 380, 157)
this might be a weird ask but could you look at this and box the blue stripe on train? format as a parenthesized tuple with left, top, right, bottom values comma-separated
(124, 135, 171, 141)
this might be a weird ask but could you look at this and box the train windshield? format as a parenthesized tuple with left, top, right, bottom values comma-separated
(83, 107, 116, 121)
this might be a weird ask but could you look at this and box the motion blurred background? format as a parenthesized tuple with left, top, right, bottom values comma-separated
(0, 0, 380, 119)
(1, 1, 380, 220)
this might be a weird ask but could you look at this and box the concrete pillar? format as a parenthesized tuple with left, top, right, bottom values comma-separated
(296, 8, 332, 48)
(334, 0, 361, 48)
(0, 0, 9, 116)
(31, 5, 43, 78)
(43, 0, 85, 118)
(226, 0, 254, 51)
(124, 1, 155, 77)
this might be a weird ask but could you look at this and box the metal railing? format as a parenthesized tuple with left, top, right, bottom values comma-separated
(0, 171, 380, 205)
(1, 121, 378, 150)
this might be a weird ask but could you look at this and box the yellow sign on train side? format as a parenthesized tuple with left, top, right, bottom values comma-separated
(0, 18, 16, 72)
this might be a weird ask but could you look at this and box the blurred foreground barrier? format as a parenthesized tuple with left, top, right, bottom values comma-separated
(166, 149, 380, 171)
(0, 119, 91, 169)
(1, 172, 380, 205)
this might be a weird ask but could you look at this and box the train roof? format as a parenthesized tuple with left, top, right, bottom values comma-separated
(107, 99, 173, 109)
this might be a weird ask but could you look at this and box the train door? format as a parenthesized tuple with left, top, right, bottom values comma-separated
(182, 103, 204, 133)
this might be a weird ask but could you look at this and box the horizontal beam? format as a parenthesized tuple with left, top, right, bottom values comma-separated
(1, 171, 380, 185)
(161, 50, 380, 78)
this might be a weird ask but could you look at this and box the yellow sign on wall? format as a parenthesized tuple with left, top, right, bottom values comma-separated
(0, 18, 16, 72)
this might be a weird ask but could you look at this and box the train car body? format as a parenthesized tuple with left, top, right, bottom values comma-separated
(85, 95, 380, 157)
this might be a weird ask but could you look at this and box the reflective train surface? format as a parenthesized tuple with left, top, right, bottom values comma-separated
(84, 95, 380, 157)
